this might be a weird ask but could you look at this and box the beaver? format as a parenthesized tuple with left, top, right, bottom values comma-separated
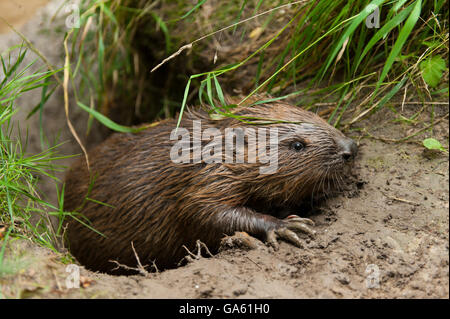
(63, 100, 357, 274)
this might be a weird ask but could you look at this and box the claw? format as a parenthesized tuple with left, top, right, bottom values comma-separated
(286, 215, 315, 226)
(267, 229, 279, 250)
(274, 228, 304, 248)
(265, 216, 316, 249)
(287, 221, 316, 236)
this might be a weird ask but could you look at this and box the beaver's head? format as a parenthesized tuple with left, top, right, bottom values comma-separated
(223, 102, 358, 207)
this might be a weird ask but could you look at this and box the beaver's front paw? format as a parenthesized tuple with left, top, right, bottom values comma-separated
(266, 215, 316, 250)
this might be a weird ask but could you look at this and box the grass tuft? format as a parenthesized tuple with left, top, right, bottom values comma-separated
(0, 47, 74, 269)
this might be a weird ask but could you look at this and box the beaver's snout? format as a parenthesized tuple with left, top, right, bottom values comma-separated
(337, 137, 358, 162)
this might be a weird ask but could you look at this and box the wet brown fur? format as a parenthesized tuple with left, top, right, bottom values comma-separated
(64, 101, 355, 274)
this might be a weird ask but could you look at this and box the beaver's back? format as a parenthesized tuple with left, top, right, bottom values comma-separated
(64, 119, 208, 273)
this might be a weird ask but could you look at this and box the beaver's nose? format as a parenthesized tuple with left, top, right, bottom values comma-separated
(337, 138, 358, 161)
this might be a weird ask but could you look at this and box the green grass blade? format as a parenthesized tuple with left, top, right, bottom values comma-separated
(374, 0, 422, 94)
(319, 0, 387, 81)
(353, 4, 413, 75)
(77, 101, 143, 133)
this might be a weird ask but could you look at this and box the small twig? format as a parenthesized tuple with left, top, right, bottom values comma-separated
(109, 242, 152, 277)
(181, 245, 197, 259)
(151, 43, 192, 73)
(198, 240, 214, 257)
(130, 241, 149, 275)
(382, 192, 420, 206)
(313, 102, 337, 106)
(109, 241, 151, 276)
(178, 240, 214, 265)
(110, 260, 145, 274)
(401, 83, 409, 112)
(150, 260, 160, 274)
(245, 256, 263, 271)
(347, 81, 399, 127)
(394, 101, 448, 105)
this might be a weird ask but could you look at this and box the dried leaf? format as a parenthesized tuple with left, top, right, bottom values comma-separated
(249, 27, 263, 39)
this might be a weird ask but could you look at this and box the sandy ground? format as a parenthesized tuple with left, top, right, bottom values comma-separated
(0, 0, 49, 34)
(0, 1, 448, 299)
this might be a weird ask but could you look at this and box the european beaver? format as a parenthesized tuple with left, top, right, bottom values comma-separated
(64, 100, 357, 274)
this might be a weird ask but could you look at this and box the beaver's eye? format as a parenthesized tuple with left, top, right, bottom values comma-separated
(291, 141, 305, 152)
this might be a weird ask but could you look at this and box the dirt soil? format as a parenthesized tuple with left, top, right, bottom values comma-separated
(0, 0, 49, 34)
(0, 1, 448, 299)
